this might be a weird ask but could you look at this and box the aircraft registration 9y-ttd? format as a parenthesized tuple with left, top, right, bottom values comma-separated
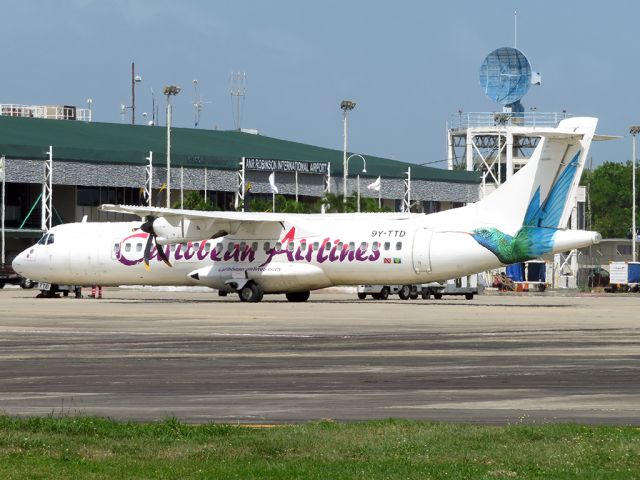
(13, 117, 602, 302)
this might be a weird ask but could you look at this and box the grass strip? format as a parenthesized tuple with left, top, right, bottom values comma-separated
(0, 416, 638, 479)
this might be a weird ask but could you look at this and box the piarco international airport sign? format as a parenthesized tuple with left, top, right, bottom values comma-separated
(244, 157, 329, 175)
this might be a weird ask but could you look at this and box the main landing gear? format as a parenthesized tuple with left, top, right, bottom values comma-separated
(236, 281, 311, 303)
(239, 282, 264, 303)
(285, 291, 310, 302)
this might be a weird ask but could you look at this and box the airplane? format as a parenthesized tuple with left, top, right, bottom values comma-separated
(13, 117, 603, 302)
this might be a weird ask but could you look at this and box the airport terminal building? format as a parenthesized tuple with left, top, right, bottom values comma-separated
(0, 113, 480, 258)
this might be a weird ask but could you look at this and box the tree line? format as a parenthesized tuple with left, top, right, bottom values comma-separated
(582, 161, 639, 238)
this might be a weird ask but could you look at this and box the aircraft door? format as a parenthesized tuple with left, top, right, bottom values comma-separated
(412, 227, 432, 273)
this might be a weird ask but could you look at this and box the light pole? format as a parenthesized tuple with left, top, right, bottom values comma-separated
(131, 62, 142, 125)
(631, 126, 640, 262)
(340, 100, 356, 203)
(346, 154, 366, 212)
(164, 85, 181, 208)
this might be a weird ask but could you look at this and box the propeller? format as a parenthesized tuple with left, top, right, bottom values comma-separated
(135, 216, 172, 271)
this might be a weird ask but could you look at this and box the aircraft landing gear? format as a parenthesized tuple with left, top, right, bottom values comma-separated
(285, 291, 310, 302)
(238, 282, 264, 303)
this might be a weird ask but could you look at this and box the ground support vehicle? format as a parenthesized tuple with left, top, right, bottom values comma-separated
(414, 281, 479, 300)
(607, 262, 640, 293)
(357, 284, 413, 300)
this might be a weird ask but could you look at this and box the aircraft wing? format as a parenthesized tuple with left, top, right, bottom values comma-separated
(99, 204, 288, 243)
(100, 204, 287, 223)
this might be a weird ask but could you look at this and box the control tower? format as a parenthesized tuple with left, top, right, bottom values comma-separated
(447, 47, 585, 289)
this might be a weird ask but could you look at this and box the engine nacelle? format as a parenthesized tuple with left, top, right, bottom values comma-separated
(153, 217, 222, 244)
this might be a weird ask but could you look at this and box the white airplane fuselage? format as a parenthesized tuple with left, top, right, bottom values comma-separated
(13, 210, 599, 294)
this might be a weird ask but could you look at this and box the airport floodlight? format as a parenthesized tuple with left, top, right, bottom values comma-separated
(340, 100, 356, 111)
(134, 75, 142, 83)
(631, 126, 640, 262)
(165, 85, 181, 207)
(341, 100, 357, 203)
(164, 85, 181, 96)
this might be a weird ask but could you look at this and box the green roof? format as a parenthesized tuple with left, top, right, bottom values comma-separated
(0, 115, 479, 183)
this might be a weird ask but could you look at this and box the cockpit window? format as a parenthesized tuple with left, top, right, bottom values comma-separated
(37, 234, 48, 245)
(46, 234, 55, 245)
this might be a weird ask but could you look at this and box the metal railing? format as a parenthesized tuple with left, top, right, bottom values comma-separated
(450, 111, 571, 130)
(0, 104, 91, 122)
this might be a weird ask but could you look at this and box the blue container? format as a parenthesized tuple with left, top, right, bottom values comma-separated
(506, 263, 525, 282)
(628, 262, 640, 283)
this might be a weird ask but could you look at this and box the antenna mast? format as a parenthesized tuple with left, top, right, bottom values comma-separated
(230, 71, 247, 130)
(193, 79, 202, 128)
(514, 10, 517, 48)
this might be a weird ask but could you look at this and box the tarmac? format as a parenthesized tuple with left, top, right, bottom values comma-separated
(0, 287, 639, 425)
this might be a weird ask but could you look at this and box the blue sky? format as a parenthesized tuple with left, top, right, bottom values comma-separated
(2, 0, 637, 167)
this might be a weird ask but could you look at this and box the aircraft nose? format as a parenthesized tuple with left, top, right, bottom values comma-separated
(12, 250, 28, 277)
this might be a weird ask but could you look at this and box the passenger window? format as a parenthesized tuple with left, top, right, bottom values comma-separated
(312, 242, 319, 251)
(300, 240, 307, 251)
(336, 242, 343, 251)
(263, 241, 271, 252)
(227, 242, 234, 252)
(275, 242, 282, 250)
(360, 241, 367, 251)
(372, 242, 379, 251)
(239, 242, 246, 251)
(204, 243, 211, 252)
(125, 243, 132, 252)
(324, 242, 331, 251)
(171, 244, 177, 251)
(215, 243, 223, 254)
(113, 243, 120, 253)
(194, 242, 200, 250)
(136, 243, 142, 252)
(46, 234, 55, 245)
(287, 242, 294, 252)
(384, 242, 390, 251)
(396, 241, 402, 251)
(349, 242, 355, 252)
(251, 242, 258, 251)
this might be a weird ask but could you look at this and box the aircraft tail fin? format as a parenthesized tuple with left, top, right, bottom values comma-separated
(474, 117, 597, 233)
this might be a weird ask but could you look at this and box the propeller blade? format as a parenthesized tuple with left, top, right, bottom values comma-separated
(143, 233, 154, 271)
(154, 236, 172, 267)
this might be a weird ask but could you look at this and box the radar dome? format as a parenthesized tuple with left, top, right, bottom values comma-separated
(479, 47, 532, 106)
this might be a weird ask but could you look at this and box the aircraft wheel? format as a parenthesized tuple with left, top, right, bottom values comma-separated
(379, 287, 390, 300)
(20, 278, 35, 289)
(239, 283, 263, 303)
(465, 292, 474, 300)
(398, 285, 411, 300)
(0, 282, 4, 289)
(433, 293, 443, 300)
(410, 290, 419, 300)
(357, 292, 367, 300)
(286, 291, 310, 302)
(421, 290, 431, 300)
